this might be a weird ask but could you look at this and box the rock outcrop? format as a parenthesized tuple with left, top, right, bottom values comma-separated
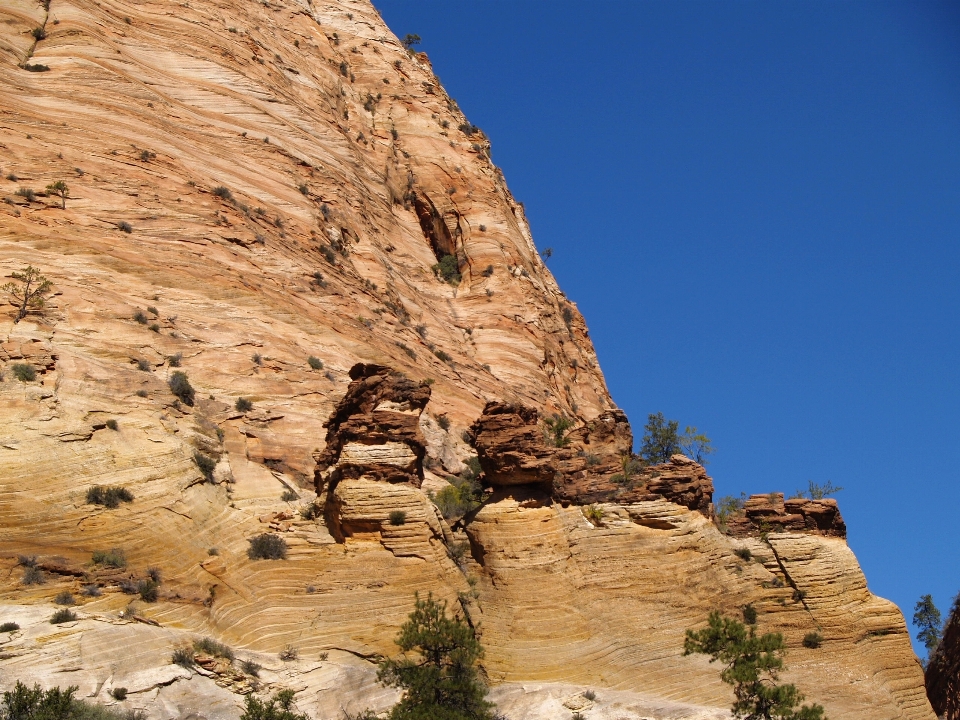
(0, 1, 934, 719)
(726, 493, 847, 538)
(926, 599, 960, 719)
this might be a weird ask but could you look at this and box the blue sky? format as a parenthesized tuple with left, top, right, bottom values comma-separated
(374, 1, 960, 655)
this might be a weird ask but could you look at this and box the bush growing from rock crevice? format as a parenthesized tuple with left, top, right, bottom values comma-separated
(11, 363, 36, 382)
(51, 608, 78, 624)
(194, 637, 234, 661)
(91, 548, 126, 569)
(86, 485, 134, 508)
(168, 371, 195, 405)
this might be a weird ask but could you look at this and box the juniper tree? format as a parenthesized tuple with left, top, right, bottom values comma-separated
(2, 266, 53, 323)
(639, 412, 681, 464)
(914, 594, 942, 665)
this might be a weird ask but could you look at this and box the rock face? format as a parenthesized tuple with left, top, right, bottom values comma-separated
(0, 1, 934, 719)
(926, 600, 960, 719)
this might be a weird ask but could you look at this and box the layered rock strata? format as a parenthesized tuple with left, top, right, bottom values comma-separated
(726, 493, 847, 538)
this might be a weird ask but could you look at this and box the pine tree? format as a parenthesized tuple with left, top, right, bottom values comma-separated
(684, 612, 827, 720)
(639, 412, 681, 464)
(378, 594, 495, 720)
(913, 594, 942, 664)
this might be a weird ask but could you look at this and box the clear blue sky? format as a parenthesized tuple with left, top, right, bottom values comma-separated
(374, 1, 960, 655)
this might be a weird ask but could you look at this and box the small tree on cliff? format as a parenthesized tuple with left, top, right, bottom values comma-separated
(914, 594, 942, 666)
(684, 612, 826, 720)
(2, 266, 53, 323)
(639, 412, 681, 464)
(46, 180, 68, 209)
(679, 425, 715, 465)
(378, 594, 495, 720)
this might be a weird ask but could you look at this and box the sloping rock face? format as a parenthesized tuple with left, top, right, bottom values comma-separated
(0, 1, 935, 719)
(926, 600, 960, 719)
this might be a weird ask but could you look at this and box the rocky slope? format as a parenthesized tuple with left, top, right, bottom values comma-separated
(0, 1, 934, 718)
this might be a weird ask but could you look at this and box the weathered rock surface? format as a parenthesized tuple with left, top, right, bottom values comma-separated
(926, 599, 960, 719)
(0, 1, 934, 719)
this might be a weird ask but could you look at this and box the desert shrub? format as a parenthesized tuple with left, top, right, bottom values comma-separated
(279, 645, 298, 661)
(168, 371, 195, 405)
(22, 566, 44, 585)
(802, 631, 823, 649)
(252, 353, 263, 365)
(307, 356, 323, 370)
(436, 415, 450, 431)
(147, 567, 161, 582)
(793, 589, 807, 602)
(0, 622, 20, 632)
(248, 533, 287, 560)
(16, 187, 36, 201)
(119, 579, 137, 595)
(432, 254, 461, 284)
(81, 584, 101, 597)
(24, 63, 50, 72)
(241, 660, 261, 677)
(133, 310, 148, 325)
(105, 419, 118, 431)
(433, 348, 452, 363)
(742, 604, 758, 625)
(138, 150, 155, 162)
(583, 690, 596, 701)
(193, 451, 217, 481)
(54, 591, 75, 606)
(110, 688, 127, 701)
(583, 505, 604, 525)
(298, 183, 309, 195)
(146, 306, 158, 316)
(91, 548, 126, 568)
(172, 647, 194, 667)
(212, 186, 233, 201)
(389, 510, 407, 526)
(167, 353, 182, 367)
(86, 485, 134, 508)
(149, 323, 160, 333)
(480, 264, 494, 277)
(135, 389, 148, 398)
(137, 579, 159, 602)
(235, 397, 253, 412)
(117, 221, 132, 233)
(459, 122, 480, 136)
(18, 555, 37, 567)
(136, 359, 151, 372)
(281, 489, 298, 501)
(11, 363, 36, 382)
(433, 478, 480, 520)
(734, 547, 752, 562)
(194, 637, 235, 661)
(299, 504, 320, 520)
(51, 608, 78, 624)
(207, 547, 219, 556)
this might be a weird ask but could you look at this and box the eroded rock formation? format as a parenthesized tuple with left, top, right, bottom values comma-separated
(726, 493, 847, 538)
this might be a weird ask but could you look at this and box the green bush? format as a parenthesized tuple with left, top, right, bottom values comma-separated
(92, 548, 126, 569)
(639, 412, 681, 464)
(0, 622, 20, 632)
(389, 510, 407, 526)
(15, 187, 36, 201)
(299, 504, 320, 520)
(194, 637, 234, 661)
(167, 353, 182, 367)
(136, 359, 151, 372)
(51, 608, 78, 624)
(86, 485, 134, 508)
(11, 363, 36, 382)
(212, 186, 233, 201)
(735, 547, 752, 561)
(431, 254, 461, 284)
(172, 647, 194, 667)
(802, 631, 823, 649)
(23, 63, 50, 72)
(110, 688, 127, 701)
(241, 659, 261, 677)
(543, 413, 574, 447)
(742, 604, 758, 625)
(133, 310, 148, 324)
(281, 488, 298, 501)
(81, 584, 101, 597)
(236, 397, 253, 412)
(583, 505, 604, 525)
(240, 690, 308, 720)
(168, 371, 195, 405)
(248, 533, 287, 560)
(54, 591, 75, 606)
(308, 356, 323, 370)
(433, 348, 452, 363)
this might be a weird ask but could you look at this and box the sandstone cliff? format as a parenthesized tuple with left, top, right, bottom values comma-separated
(0, 1, 934, 718)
